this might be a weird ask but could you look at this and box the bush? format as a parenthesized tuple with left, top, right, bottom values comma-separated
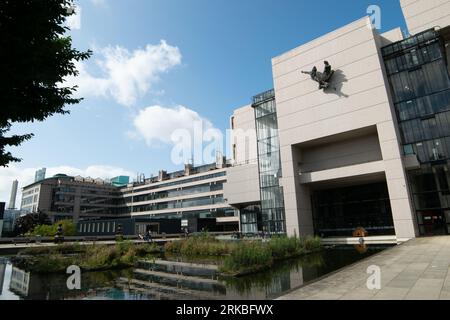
(164, 239, 184, 253)
(220, 241, 273, 275)
(163, 234, 323, 276)
(30, 219, 77, 237)
(303, 236, 322, 252)
(15, 242, 162, 273)
(134, 243, 160, 256)
(30, 224, 54, 237)
(21, 243, 84, 256)
(164, 235, 235, 257)
(268, 236, 305, 260)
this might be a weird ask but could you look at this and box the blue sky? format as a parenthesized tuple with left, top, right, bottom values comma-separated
(0, 0, 408, 205)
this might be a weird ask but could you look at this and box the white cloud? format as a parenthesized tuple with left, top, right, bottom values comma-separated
(131, 105, 223, 165)
(132, 105, 215, 146)
(66, 5, 82, 30)
(0, 165, 134, 209)
(65, 41, 182, 106)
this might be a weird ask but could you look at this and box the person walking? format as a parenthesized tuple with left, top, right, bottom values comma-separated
(146, 230, 153, 243)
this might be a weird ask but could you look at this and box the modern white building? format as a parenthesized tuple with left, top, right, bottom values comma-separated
(224, 0, 450, 240)
(20, 159, 239, 235)
(116, 159, 238, 234)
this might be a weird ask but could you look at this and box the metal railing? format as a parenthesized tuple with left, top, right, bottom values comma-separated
(0, 231, 239, 245)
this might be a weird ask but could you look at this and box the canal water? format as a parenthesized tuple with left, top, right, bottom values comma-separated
(0, 244, 392, 300)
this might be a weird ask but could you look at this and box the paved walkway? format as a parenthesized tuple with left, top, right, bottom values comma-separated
(278, 236, 450, 300)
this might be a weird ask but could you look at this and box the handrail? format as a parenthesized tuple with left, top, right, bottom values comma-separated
(0, 231, 238, 245)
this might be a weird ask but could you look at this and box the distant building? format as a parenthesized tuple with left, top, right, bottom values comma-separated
(21, 174, 121, 223)
(2, 209, 26, 235)
(77, 160, 239, 235)
(8, 180, 18, 210)
(20, 159, 239, 234)
(34, 168, 46, 183)
(110, 176, 130, 187)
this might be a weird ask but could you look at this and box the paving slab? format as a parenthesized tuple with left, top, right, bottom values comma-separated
(277, 236, 450, 300)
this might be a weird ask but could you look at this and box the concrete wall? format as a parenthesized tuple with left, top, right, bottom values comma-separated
(379, 27, 404, 47)
(230, 104, 258, 165)
(272, 16, 417, 239)
(226, 103, 261, 207)
(299, 131, 383, 173)
(224, 163, 260, 206)
(38, 183, 53, 212)
(400, 0, 450, 35)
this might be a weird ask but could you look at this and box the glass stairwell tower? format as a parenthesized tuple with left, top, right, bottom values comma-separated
(252, 89, 286, 234)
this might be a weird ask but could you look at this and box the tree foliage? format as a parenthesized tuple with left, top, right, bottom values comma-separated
(13, 211, 52, 236)
(0, 0, 92, 166)
(31, 219, 77, 236)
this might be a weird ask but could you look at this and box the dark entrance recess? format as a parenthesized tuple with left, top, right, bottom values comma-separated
(417, 210, 448, 236)
(311, 182, 395, 237)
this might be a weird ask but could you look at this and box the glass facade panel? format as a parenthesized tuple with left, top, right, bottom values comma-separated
(383, 28, 450, 235)
(253, 90, 286, 234)
(312, 182, 395, 237)
(240, 205, 261, 234)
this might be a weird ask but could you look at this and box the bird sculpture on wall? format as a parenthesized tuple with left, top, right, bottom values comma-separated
(301, 61, 335, 90)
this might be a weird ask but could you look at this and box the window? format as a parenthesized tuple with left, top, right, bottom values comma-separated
(404, 144, 414, 155)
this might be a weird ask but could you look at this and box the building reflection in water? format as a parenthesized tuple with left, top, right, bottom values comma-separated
(0, 259, 6, 295)
(0, 244, 390, 300)
(9, 266, 30, 297)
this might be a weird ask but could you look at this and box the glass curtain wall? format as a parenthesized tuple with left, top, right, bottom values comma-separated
(382, 28, 450, 235)
(312, 183, 395, 237)
(240, 204, 262, 234)
(252, 89, 286, 234)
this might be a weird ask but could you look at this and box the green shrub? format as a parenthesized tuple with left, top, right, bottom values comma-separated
(164, 234, 322, 275)
(15, 242, 162, 273)
(164, 239, 183, 253)
(303, 236, 322, 251)
(135, 243, 160, 256)
(268, 236, 304, 260)
(220, 241, 273, 275)
(165, 236, 235, 257)
(30, 219, 77, 237)
(21, 243, 84, 256)
(30, 224, 54, 237)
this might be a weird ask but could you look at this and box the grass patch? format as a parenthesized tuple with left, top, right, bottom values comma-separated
(164, 232, 322, 276)
(12, 241, 161, 273)
(165, 233, 236, 256)
(219, 236, 322, 275)
(20, 243, 84, 256)
(220, 241, 273, 276)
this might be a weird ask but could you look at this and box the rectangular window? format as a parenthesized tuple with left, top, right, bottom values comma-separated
(404, 144, 415, 155)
